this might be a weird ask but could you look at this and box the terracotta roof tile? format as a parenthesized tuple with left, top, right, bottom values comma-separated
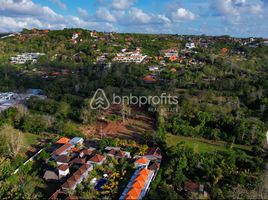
(58, 164, 69, 171)
(56, 137, 70, 144)
(135, 157, 149, 165)
(90, 154, 105, 163)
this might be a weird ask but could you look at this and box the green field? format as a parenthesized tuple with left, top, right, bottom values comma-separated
(166, 134, 252, 153)
(19, 132, 42, 156)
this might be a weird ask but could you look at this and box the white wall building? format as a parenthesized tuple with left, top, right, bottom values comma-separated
(10, 53, 45, 64)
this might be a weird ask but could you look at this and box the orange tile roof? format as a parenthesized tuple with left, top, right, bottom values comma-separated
(132, 180, 145, 189)
(71, 147, 80, 152)
(143, 75, 156, 82)
(56, 137, 70, 144)
(135, 174, 147, 183)
(125, 195, 137, 200)
(139, 168, 150, 176)
(127, 188, 141, 199)
(135, 157, 149, 165)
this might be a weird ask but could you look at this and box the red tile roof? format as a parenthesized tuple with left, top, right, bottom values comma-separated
(52, 143, 72, 156)
(89, 154, 105, 163)
(58, 164, 69, 171)
(62, 164, 91, 189)
(56, 155, 72, 163)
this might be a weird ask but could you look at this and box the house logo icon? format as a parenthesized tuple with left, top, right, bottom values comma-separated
(90, 89, 110, 110)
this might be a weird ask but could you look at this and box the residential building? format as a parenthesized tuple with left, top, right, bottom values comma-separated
(113, 49, 147, 63)
(58, 165, 70, 178)
(88, 154, 106, 165)
(185, 43, 196, 49)
(106, 148, 130, 159)
(134, 157, 150, 168)
(56, 137, 70, 145)
(56, 155, 72, 166)
(79, 148, 96, 158)
(143, 75, 156, 83)
(10, 53, 45, 64)
(70, 137, 84, 146)
(119, 168, 155, 200)
(62, 164, 93, 191)
(148, 66, 160, 72)
(160, 48, 178, 58)
(70, 158, 86, 165)
(144, 147, 162, 161)
(52, 143, 73, 160)
(72, 32, 79, 40)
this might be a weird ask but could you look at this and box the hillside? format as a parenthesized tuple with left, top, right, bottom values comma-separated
(0, 28, 267, 199)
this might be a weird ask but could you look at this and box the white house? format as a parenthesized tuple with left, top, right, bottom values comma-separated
(70, 137, 84, 146)
(185, 43, 195, 49)
(58, 165, 70, 178)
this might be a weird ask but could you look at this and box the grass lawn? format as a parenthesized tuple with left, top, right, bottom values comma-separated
(19, 132, 42, 156)
(24, 132, 41, 146)
(166, 134, 252, 153)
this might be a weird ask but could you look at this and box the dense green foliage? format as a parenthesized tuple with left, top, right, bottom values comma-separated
(0, 29, 267, 198)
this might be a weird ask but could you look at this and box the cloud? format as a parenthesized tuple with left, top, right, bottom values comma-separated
(213, 0, 264, 20)
(111, 0, 136, 10)
(96, 7, 117, 22)
(0, 0, 96, 32)
(49, 0, 67, 10)
(0, 0, 65, 23)
(77, 8, 89, 19)
(171, 8, 196, 22)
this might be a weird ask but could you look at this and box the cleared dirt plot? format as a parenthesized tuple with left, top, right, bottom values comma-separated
(81, 104, 156, 141)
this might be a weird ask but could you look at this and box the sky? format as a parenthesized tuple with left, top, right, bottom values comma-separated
(0, 0, 267, 37)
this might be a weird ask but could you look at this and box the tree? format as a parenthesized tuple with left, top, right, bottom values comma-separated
(0, 125, 24, 157)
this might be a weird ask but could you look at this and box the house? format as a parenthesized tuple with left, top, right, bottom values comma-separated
(88, 154, 106, 165)
(105, 147, 121, 151)
(115, 150, 131, 159)
(107, 149, 130, 159)
(148, 162, 161, 180)
(161, 48, 178, 58)
(221, 48, 228, 54)
(184, 181, 204, 193)
(56, 155, 72, 166)
(56, 137, 70, 145)
(145, 147, 162, 161)
(113, 48, 147, 63)
(119, 168, 155, 200)
(70, 157, 86, 165)
(169, 55, 178, 62)
(43, 170, 59, 181)
(10, 53, 45, 64)
(79, 148, 96, 158)
(52, 143, 73, 159)
(143, 75, 156, 83)
(148, 66, 159, 72)
(185, 43, 195, 49)
(70, 137, 84, 146)
(62, 164, 93, 191)
(107, 149, 117, 157)
(72, 32, 79, 40)
(134, 157, 150, 168)
(58, 165, 70, 178)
